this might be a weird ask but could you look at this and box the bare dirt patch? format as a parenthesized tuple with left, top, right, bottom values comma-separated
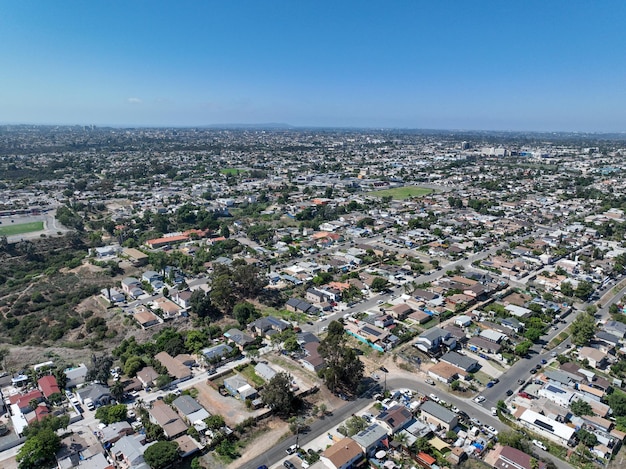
(194, 379, 267, 427)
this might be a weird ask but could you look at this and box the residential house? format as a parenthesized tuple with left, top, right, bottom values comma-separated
(133, 305, 160, 329)
(148, 400, 188, 439)
(172, 395, 210, 425)
(306, 288, 330, 305)
(468, 336, 502, 354)
(454, 315, 472, 328)
(173, 434, 200, 458)
(202, 344, 234, 363)
(603, 321, 626, 338)
(538, 384, 574, 407)
(301, 341, 325, 372)
(285, 297, 319, 315)
(37, 375, 61, 399)
(136, 366, 159, 389)
(518, 409, 576, 446)
(77, 384, 112, 408)
(247, 316, 291, 338)
(420, 401, 458, 431)
(224, 375, 258, 400)
(154, 352, 192, 384)
(121, 277, 143, 296)
(100, 421, 134, 446)
(390, 303, 413, 320)
(254, 363, 278, 382)
(440, 351, 479, 372)
(142, 271, 162, 284)
(479, 329, 506, 343)
(594, 331, 620, 352)
(489, 445, 546, 469)
(152, 297, 183, 319)
(414, 328, 455, 355)
(101, 288, 125, 303)
(173, 290, 193, 309)
(111, 434, 150, 468)
(320, 437, 365, 469)
(352, 424, 389, 457)
(223, 328, 256, 350)
(9, 389, 44, 414)
(579, 347, 608, 369)
(64, 363, 89, 388)
(123, 248, 149, 266)
(375, 405, 414, 435)
(428, 361, 463, 384)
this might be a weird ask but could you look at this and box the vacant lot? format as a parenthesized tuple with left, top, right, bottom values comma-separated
(195, 378, 267, 427)
(0, 221, 44, 236)
(367, 185, 432, 200)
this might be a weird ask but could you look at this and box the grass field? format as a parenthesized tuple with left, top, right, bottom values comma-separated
(220, 168, 243, 175)
(0, 221, 44, 236)
(367, 185, 433, 200)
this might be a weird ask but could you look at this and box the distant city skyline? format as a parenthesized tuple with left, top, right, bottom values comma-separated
(2, 1, 625, 132)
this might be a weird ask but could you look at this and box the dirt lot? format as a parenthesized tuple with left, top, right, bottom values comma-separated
(194, 378, 268, 427)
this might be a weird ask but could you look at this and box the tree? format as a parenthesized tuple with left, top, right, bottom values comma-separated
(574, 280, 594, 300)
(607, 391, 626, 417)
(450, 380, 461, 391)
(571, 399, 593, 416)
(283, 336, 301, 353)
(371, 277, 389, 292)
(570, 312, 597, 346)
(95, 404, 128, 424)
(497, 430, 526, 451)
(515, 340, 533, 356)
(204, 414, 226, 431)
(86, 354, 114, 383)
(344, 416, 368, 436)
(560, 281, 574, 297)
(185, 330, 208, 354)
(189, 289, 219, 320)
(233, 302, 259, 327)
(318, 322, 364, 393)
(260, 372, 296, 417)
(17, 427, 61, 469)
(144, 440, 179, 469)
(124, 356, 146, 377)
(446, 430, 458, 441)
(110, 381, 125, 402)
(577, 428, 598, 447)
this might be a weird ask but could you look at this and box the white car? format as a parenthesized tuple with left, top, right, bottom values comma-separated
(532, 439, 547, 451)
(485, 425, 498, 435)
(429, 393, 440, 403)
(474, 395, 486, 404)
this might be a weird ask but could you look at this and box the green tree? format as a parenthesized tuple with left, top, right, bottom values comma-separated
(570, 312, 597, 346)
(577, 428, 598, 447)
(124, 356, 146, 377)
(607, 391, 626, 417)
(144, 440, 179, 469)
(560, 281, 574, 297)
(232, 302, 259, 327)
(371, 277, 389, 292)
(189, 289, 219, 320)
(95, 404, 128, 424)
(110, 381, 125, 402)
(17, 427, 61, 469)
(317, 321, 364, 393)
(344, 415, 368, 436)
(574, 280, 594, 300)
(204, 414, 226, 431)
(497, 430, 526, 451)
(185, 330, 208, 354)
(571, 399, 593, 416)
(515, 340, 533, 356)
(450, 380, 461, 391)
(260, 372, 296, 417)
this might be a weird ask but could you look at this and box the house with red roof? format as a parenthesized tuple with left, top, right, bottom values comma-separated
(9, 389, 44, 413)
(38, 375, 61, 399)
(28, 403, 51, 423)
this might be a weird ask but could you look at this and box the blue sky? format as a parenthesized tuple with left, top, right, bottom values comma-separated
(2, 1, 625, 131)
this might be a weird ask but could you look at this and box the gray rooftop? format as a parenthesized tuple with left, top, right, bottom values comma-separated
(420, 400, 457, 424)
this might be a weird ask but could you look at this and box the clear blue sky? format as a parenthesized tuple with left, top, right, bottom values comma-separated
(2, 1, 625, 131)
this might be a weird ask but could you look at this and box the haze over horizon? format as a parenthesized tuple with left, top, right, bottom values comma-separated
(2, 1, 625, 133)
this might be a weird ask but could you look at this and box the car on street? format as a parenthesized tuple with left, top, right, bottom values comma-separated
(470, 417, 481, 426)
(486, 381, 494, 388)
(284, 461, 296, 469)
(541, 358, 547, 364)
(429, 393, 440, 403)
(491, 407, 497, 416)
(485, 425, 498, 434)
(517, 379, 525, 385)
(286, 445, 299, 455)
(530, 368, 537, 374)
(458, 411, 470, 420)
(474, 395, 486, 404)
(425, 378, 435, 385)
(506, 389, 513, 396)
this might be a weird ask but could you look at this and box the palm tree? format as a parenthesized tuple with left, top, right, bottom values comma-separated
(110, 381, 125, 402)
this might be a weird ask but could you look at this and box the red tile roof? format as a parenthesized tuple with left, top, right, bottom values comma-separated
(38, 375, 61, 398)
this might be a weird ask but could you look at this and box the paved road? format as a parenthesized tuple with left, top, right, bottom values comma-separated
(248, 374, 574, 469)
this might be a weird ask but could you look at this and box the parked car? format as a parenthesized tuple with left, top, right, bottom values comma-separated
(491, 407, 497, 416)
(474, 395, 486, 404)
(506, 389, 513, 396)
(284, 461, 296, 469)
(532, 439, 547, 451)
(286, 445, 299, 455)
(425, 378, 435, 385)
(429, 393, 440, 403)
(485, 425, 498, 435)
(486, 381, 494, 388)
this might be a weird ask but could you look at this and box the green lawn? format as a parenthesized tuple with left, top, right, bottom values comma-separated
(220, 168, 243, 175)
(0, 221, 44, 236)
(367, 185, 433, 200)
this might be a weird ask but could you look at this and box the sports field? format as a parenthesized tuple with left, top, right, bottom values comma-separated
(0, 221, 44, 236)
(367, 186, 433, 200)
(220, 168, 243, 175)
